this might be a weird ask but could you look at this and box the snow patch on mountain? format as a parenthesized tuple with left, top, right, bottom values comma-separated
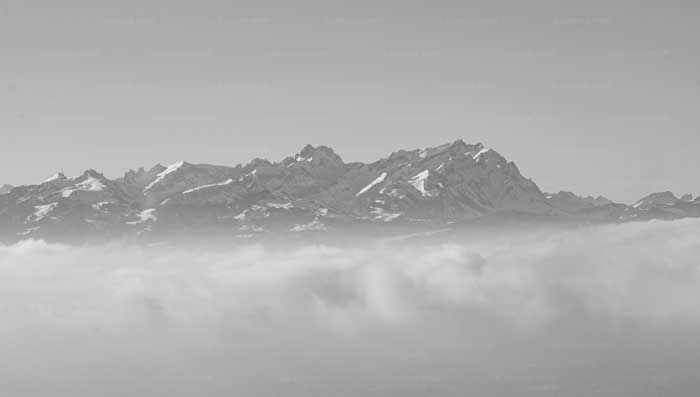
(370, 207, 402, 222)
(17, 226, 40, 236)
(61, 176, 106, 197)
(182, 179, 234, 194)
(91, 201, 112, 211)
(462, 142, 490, 161)
(234, 205, 271, 221)
(239, 224, 264, 233)
(472, 147, 490, 160)
(316, 208, 329, 217)
(356, 172, 387, 197)
(267, 202, 294, 210)
(127, 209, 157, 225)
(409, 170, 433, 197)
(238, 169, 258, 181)
(290, 219, 327, 232)
(145, 161, 185, 191)
(29, 203, 58, 222)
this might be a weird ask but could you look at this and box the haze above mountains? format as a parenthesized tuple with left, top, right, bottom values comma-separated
(1, 140, 698, 243)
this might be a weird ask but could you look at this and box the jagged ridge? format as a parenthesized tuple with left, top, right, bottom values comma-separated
(0, 140, 697, 242)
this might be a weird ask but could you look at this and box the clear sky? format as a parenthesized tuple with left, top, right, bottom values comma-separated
(1, 0, 698, 203)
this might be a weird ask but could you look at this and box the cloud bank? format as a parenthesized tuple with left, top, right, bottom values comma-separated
(2, 219, 700, 396)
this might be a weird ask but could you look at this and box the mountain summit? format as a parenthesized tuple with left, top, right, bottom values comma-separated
(0, 140, 697, 242)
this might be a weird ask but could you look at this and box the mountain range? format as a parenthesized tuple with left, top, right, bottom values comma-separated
(1, 139, 698, 243)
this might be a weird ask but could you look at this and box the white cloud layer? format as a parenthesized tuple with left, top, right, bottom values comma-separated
(2, 219, 700, 396)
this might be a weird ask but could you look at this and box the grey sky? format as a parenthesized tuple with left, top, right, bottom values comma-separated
(1, 0, 698, 202)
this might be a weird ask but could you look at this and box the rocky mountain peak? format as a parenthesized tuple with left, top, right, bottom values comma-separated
(588, 195, 613, 206)
(417, 140, 501, 165)
(632, 191, 680, 210)
(80, 169, 105, 179)
(121, 165, 168, 191)
(448, 139, 478, 153)
(248, 158, 273, 168)
(43, 173, 67, 184)
(299, 144, 316, 157)
(291, 144, 344, 167)
(451, 138, 468, 147)
(149, 164, 168, 174)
